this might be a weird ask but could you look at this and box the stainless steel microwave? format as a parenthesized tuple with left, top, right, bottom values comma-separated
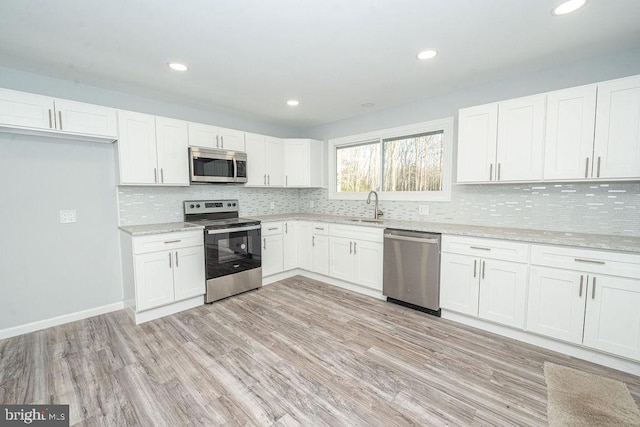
(189, 147, 248, 184)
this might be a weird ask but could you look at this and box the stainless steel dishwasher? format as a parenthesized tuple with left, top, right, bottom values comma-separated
(383, 229, 441, 316)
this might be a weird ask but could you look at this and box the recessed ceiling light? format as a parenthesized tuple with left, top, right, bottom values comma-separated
(551, 0, 587, 15)
(416, 50, 438, 60)
(287, 99, 299, 107)
(168, 62, 188, 71)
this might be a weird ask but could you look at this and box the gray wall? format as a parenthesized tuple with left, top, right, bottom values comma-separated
(0, 133, 122, 329)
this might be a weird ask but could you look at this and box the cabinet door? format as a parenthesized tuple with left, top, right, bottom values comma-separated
(583, 275, 640, 361)
(188, 122, 220, 149)
(496, 95, 545, 181)
(284, 139, 309, 186)
(282, 221, 298, 271)
(329, 236, 354, 282)
(526, 266, 586, 344)
(297, 222, 313, 271)
(353, 240, 383, 291)
(265, 136, 284, 186)
(245, 133, 267, 186)
(219, 128, 245, 151)
(312, 234, 330, 276)
(457, 103, 498, 182)
(544, 85, 597, 180)
(478, 259, 528, 328)
(134, 251, 175, 311)
(0, 88, 54, 130)
(440, 253, 479, 316)
(262, 234, 284, 277)
(155, 117, 189, 185)
(593, 75, 640, 179)
(172, 246, 205, 302)
(53, 99, 118, 137)
(117, 111, 158, 185)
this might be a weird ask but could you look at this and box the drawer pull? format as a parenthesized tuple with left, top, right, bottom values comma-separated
(164, 240, 181, 244)
(574, 258, 605, 265)
(314, 227, 325, 231)
(470, 246, 491, 251)
(268, 227, 278, 231)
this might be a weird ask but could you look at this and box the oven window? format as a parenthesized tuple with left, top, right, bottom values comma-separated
(193, 157, 234, 178)
(205, 229, 261, 279)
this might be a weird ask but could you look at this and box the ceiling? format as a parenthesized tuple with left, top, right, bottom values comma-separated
(1, 1, 640, 129)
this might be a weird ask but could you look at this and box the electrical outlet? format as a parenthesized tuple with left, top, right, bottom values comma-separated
(270, 202, 275, 209)
(310, 200, 315, 208)
(418, 205, 430, 216)
(60, 209, 77, 223)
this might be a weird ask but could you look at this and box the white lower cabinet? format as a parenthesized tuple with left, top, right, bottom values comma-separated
(282, 221, 298, 271)
(121, 230, 205, 322)
(262, 222, 284, 277)
(440, 236, 529, 329)
(329, 224, 383, 292)
(298, 222, 329, 275)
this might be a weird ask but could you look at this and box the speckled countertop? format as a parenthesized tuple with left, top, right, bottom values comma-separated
(119, 222, 204, 236)
(247, 213, 640, 254)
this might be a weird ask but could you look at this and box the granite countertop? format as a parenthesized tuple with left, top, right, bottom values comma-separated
(119, 222, 204, 236)
(248, 213, 640, 254)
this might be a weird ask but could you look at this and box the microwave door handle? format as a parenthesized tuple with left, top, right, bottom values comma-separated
(232, 158, 238, 182)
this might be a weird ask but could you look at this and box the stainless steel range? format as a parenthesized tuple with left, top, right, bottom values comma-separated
(184, 200, 262, 303)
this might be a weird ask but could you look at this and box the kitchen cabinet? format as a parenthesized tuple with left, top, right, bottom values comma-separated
(543, 85, 597, 180)
(121, 230, 205, 321)
(440, 236, 529, 329)
(262, 222, 284, 277)
(457, 94, 545, 182)
(593, 74, 640, 179)
(0, 87, 117, 140)
(245, 133, 283, 186)
(282, 221, 298, 271)
(297, 222, 329, 275)
(283, 138, 324, 187)
(329, 224, 383, 292)
(527, 244, 640, 361)
(187, 122, 245, 151)
(117, 111, 189, 186)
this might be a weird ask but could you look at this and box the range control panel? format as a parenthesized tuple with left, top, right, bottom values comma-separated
(184, 200, 239, 215)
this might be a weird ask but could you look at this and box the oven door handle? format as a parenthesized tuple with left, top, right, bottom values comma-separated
(207, 225, 261, 234)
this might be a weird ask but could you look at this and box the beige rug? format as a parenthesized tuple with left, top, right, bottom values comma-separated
(544, 362, 640, 426)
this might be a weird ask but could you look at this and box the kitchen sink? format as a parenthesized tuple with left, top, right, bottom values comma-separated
(348, 218, 384, 224)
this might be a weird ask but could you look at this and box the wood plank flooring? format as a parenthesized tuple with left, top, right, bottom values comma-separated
(1, 275, 639, 426)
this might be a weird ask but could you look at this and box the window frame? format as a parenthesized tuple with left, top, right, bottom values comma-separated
(328, 117, 454, 201)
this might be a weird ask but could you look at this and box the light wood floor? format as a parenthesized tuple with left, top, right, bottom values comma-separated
(1, 276, 639, 426)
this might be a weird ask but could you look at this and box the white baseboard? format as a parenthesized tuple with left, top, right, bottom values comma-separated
(131, 295, 205, 324)
(0, 301, 125, 340)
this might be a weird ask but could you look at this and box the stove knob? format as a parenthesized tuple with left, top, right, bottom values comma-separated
(196, 204, 201, 208)
(233, 203, 237, 206)
(227, 203, 231, 207)
(189, 204, 195, 209)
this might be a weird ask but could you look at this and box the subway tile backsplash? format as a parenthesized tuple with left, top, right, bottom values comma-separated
(118, 182, 640, 236)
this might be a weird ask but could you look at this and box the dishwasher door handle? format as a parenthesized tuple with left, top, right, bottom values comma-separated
(385, 234, 439, 244)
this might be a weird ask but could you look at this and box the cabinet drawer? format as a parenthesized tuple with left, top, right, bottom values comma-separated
(262, 222, 283, 236)
(133, 230, 203, 254)
(531, 245, 640, 279)
(442, 235, 529, 263)
(330, 223, 383, 242)
(312, 223, 329, 235)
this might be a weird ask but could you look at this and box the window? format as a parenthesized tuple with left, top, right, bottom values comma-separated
(329, 118, 453, 201)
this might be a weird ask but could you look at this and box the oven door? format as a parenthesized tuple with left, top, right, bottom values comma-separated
(204, 225, 261, 279)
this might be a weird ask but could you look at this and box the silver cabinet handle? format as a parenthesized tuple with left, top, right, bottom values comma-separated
(579, 275, 584, 297)
(175, 251, 179, 267)
(470, 246, 491, 251)
(284, 223, 288, 234)
(592, 276, 596, 299)
(169, 252, 172, 268)
(164, 240, 181, 244)
(221, 135, 224, 149)
(48, 109, 53, 128)
(353, 241, 357, 255)
(497, 163, 501, 181)
(312, 236, 315, 247)
(154, 168, 158, 183)
(473, 260, 477, 278)
(268, 227, 278, 231)
(489, 163, 493, 181)
(264, 174, 266, 185)
(58, 111, 63, 130)
(263, 238, 266, 250)
(482, 260, 486, 279)
(597, 157, 601, 178)
(268, 175, 270, 185)
(314, 227, 324, 231)
(574, 258, 605, 265)
(349, 241, 353, 254)
(585, 158, 590, 178)
(216, 135, 219, 148)
(160, 168, 164, 183)
(286, 175, 288, 186)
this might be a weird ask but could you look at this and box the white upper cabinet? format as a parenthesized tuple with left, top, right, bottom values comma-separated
(245, 133, 282, 186)
(457, 103, 498, 183)
(265, 136, 284, 186)
(0, 88, 117, 140)
(283, 138, 324, 187)
(593, 74, 640, 179)
(544, 85, 597, 180)
(187, 122, 245, 151)
(117, 111, 189, 186)
(496, 94, 546, 182)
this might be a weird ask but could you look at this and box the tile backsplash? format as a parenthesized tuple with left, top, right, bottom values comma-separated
(118, 182, 640, 236)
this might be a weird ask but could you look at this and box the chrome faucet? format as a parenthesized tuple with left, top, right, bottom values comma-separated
(366, 190, 384, 219)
